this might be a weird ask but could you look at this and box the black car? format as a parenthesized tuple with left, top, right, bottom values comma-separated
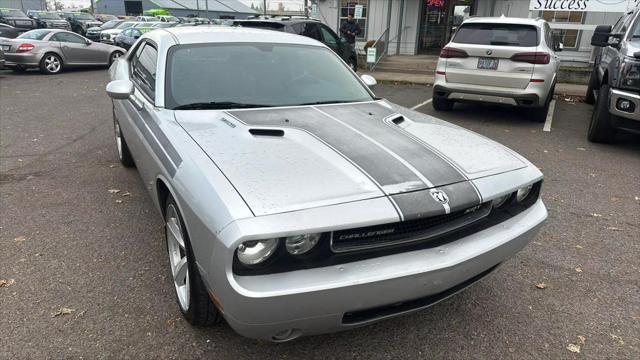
(114, 27, 144, 50)
(26, 10, 71, 30)
(233, 17, 358, 71)
(0, 8, 36, 29)
(587, 9, 640, 143)
(62, 11, 102, 36)
(0, 23, 26, 38)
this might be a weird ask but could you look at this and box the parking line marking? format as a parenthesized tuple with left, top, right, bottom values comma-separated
(411, 99, 432, 110)
(543, 100, 556, 132)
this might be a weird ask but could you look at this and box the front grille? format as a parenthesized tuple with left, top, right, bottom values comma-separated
(331, 203, 491, 253)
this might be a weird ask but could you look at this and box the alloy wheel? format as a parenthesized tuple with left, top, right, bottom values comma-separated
(166, 204, 190, 312)
(44, 55, 61, 73)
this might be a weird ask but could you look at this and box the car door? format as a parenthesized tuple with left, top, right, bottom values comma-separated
(53, 32, 100, 64)
(118, 28, 131, 46)
(318, 24, 345, 57)
(118, 41, 163, 187)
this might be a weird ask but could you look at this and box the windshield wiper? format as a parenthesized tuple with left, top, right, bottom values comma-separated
(296, 100, 358, 106)
(173, 102, 272, 110)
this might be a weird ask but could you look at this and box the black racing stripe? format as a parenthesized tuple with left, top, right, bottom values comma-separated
(318, 102, 466, 187)
(391, 181, 482, 221)
(227, 107, 426, 189)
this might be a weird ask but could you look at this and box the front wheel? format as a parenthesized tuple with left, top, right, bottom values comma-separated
(432, 96, 454, 111)
(585, 69, 598, 105)
(39, 53, 62, 74)
(165, 196, 221, 326)
(587, 84, 616, 143)
(530, 85, 554, 123)
(113, 116, 135, 167)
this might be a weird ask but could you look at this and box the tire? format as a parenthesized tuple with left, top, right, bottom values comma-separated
(587, 84, 616, 143)
(113, 115, 135, 167)
(109, 51, 124, 66)
(39, 53, 62, 75)
(165, 195, 221, 326)
(530, 85, 555, 123)
(585, 69, 598, 105)
(432, 96, 454, 111)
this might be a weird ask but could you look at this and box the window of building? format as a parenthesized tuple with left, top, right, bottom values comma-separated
(541, 11, 584, 49)
(339, 0, 367, 40)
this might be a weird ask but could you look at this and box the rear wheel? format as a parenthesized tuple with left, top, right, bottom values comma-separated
(165, 196, 221, 326)
(432, 96, 454, 111)
(587, 84, 616, 143)
(39, 53, 62, 75)
(530, 85, 554, 123)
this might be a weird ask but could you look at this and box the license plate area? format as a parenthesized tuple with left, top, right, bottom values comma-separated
(1, 45, 10, 51)
(477, 57, 499, 70)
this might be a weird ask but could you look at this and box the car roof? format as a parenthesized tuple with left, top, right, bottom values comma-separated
(462, 16, 545, 26)
(159, 26, 322, 46)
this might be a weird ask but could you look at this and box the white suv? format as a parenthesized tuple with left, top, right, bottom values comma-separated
(433, 17, 561, 122)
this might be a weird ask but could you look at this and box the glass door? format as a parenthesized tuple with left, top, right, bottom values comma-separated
(418, 0, 474, 54)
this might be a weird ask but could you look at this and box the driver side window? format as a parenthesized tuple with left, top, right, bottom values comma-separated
(131, 42, 158, 100)
(52, 32, 86, 44)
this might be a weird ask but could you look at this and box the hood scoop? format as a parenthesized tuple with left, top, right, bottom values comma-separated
(249, 128, 285, 137)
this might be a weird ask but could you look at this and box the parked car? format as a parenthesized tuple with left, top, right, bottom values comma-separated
(100, 21, 138, 44)
(63, 12, 102, 36)
(156, 15, 179, 23)
(586, 9, 640, 143)
(26, 10, 71, 30)
(0, 23, 26, 38)
(114, 27, 147, 50)
(432, 17, 562, 122)
(135, 16, 157, 22)
(233, 17, 358, 71)
(95, 14, 117, 23)
(105, 26, 547, 341)
(0, 29, 125, 74)
(86, 19, 124, 40)
(0, 8, 36, 29)
(151, 22, 177, 28)
(179, 16, 210, 24)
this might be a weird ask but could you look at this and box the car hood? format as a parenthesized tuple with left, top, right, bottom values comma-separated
(175, 101, 527, 216)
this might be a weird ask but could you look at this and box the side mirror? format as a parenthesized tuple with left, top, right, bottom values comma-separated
(591, 24, 612, 47)
(361, 74, 377, 89)
(106, 79, 134, 99)
(85, 39, 92, 45)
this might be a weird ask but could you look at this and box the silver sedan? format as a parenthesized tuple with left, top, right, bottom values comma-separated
(0, 29, 125, 74)
(106, 27, 547, 342)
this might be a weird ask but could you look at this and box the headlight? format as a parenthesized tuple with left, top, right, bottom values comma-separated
(619, 58, 640, 91)
(237, 239, 278, 265)
(492, 194, 510, 208)
(516, 184, 533, 202)
(285, 233, 320, 255)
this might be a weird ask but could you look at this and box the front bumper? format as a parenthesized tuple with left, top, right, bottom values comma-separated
(86, 32, 101, 40)
(213, 198, 547, 341)
(609, 88, 640, 122)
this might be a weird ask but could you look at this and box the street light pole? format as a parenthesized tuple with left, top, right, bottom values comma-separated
(90, 0, 95, 14)
(263, 0, 267, 16)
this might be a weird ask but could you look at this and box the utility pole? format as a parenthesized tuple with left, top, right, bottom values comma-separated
(263, 0, 267, 16)
(205, 0, 209, 19)
(90, 0, 95, 14)
(304, 0, 309, 18)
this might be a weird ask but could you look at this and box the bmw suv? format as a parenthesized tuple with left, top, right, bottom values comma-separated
(233, 17, 358, 71)
(433, 17, 562, 122)
(586, 9, 640, 143)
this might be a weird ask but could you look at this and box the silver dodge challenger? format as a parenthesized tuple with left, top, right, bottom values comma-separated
(106, 27, 548, 342)
(0, 29, 125, 74)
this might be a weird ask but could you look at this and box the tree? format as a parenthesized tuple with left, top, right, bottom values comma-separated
(47, 0, 65, 10)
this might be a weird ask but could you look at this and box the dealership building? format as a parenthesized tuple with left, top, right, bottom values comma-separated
(93, 0, 257, 19)
(315, 0, 638, 64)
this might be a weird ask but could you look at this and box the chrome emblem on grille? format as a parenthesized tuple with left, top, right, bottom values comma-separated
(338, 228, 395, 240)
(486, 49, 493, 55)
(430, 190, 449, 205)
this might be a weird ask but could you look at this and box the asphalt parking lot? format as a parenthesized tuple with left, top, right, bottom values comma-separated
(1, 68, 639, 359)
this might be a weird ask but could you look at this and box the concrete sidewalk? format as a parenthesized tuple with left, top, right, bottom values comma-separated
(359, 71, 588, 97)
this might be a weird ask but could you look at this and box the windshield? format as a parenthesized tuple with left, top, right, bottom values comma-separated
(74, 13, 96, 20)
(101, 20, 120, 29)
(1, 9, 27, 17)
(34, 12, 60, 19)
(18, 29, 51, 40)
(632, 17, 640, 38)
(453, 23, 539, 47)
(116, 21, 135, 29)
(166, 43, 372, 109)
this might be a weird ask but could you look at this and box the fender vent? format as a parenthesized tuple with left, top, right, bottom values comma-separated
(391, 116, 405, 125)
(249, 128, 284, 137)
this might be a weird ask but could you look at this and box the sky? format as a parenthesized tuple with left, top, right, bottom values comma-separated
(58, 0, 305, 11)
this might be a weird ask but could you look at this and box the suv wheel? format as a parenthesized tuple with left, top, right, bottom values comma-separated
(530, 85, 555, 123)
(432, 95, 454, 111)
(587, 84, 616, 143)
